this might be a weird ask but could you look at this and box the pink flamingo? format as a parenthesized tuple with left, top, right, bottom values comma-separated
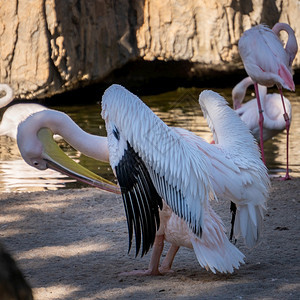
(232, 76, 292, 143)
(238, 23, 298, 180)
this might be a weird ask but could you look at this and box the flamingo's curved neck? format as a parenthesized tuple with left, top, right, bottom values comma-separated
(272, 23, 298, 66)
(0, 84, 14, 108)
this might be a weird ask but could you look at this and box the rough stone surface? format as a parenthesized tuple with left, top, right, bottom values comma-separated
(137, 0, 300, 67)
(0, 0, 299, 99)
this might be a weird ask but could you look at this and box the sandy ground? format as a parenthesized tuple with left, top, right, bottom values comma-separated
(0, 178, 299, 300)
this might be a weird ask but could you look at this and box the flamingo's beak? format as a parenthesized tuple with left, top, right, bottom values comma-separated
(37, 128, 121, 194)
(233, 100, 241, 110)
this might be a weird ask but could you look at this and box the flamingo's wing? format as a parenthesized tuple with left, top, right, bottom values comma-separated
(101, 84, 214, 256)
(236, 93, 291, 140)
(264, 93, 292, 129)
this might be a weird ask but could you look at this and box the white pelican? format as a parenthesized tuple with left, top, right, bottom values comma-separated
(17, 85, 269, 274)
(238, 23, 298, 179)
(0, 83, 47, 139)
(232, 76, 292, 142)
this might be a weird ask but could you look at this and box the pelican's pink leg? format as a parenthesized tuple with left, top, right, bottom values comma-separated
(278, 87, 291, 180)
(146, 234, 165, 275)
(119, 235, 165, 276)
(254, 83, 265, 164)
(159, 244, 180, 274)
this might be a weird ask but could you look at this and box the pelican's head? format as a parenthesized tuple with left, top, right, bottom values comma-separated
(17, 112, 120, 194)
(17, 112, 48, 170)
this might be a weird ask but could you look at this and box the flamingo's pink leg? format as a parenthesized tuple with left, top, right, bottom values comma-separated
(254, 83, 266, 164)
(278, 87, 291, 180)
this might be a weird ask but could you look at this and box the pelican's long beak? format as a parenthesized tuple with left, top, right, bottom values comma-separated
(37, 128, 121, 194)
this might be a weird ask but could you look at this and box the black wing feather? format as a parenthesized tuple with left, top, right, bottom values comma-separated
(115, 142, 163, 257)
(147, 167, 203, 237)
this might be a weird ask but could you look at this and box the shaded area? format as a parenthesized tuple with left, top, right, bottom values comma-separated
(31, 60, 249, 106)
(39, 61, 300, 106)
(0, 244, 33, 300)
(0, 179, 299, 299)
(261, 0, 281, 26)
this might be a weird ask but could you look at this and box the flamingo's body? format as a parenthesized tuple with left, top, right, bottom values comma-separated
(238, 23, 298, 179)
(238, 24, 296, 91)
(233, 77, 292, 142)
(17, 85, 269, 274)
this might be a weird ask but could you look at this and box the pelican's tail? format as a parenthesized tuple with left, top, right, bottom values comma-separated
(233, 203, 266, 248)
(191, 206, 245, 274)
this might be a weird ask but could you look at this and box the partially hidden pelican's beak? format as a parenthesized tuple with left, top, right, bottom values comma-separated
(37, 128, 121, 194)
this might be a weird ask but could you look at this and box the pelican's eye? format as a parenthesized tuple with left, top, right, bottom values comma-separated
(33, 161, 39, 166)
(113, 126, 120, 140)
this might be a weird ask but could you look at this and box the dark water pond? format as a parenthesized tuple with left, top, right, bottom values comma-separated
(1, 86, 299, 192)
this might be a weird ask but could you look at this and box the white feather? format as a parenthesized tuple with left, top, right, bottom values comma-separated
(101, 84, 216, 235)
(102, 85, 269, 257)
(162, 202, 245, 274)
(173, 90, 270, 248)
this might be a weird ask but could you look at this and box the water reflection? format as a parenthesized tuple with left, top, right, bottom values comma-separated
(0, 86, 299, 192)
(0, 135, 74, 192)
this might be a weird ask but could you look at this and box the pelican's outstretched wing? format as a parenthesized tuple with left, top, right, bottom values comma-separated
(195, 90, 269, 248)
(198, 91, 269, 206)
(101, 84, 215, 256)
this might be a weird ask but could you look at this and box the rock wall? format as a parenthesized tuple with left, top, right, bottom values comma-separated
(137, 0, 300, 66)
(0, 0, 299, 99)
